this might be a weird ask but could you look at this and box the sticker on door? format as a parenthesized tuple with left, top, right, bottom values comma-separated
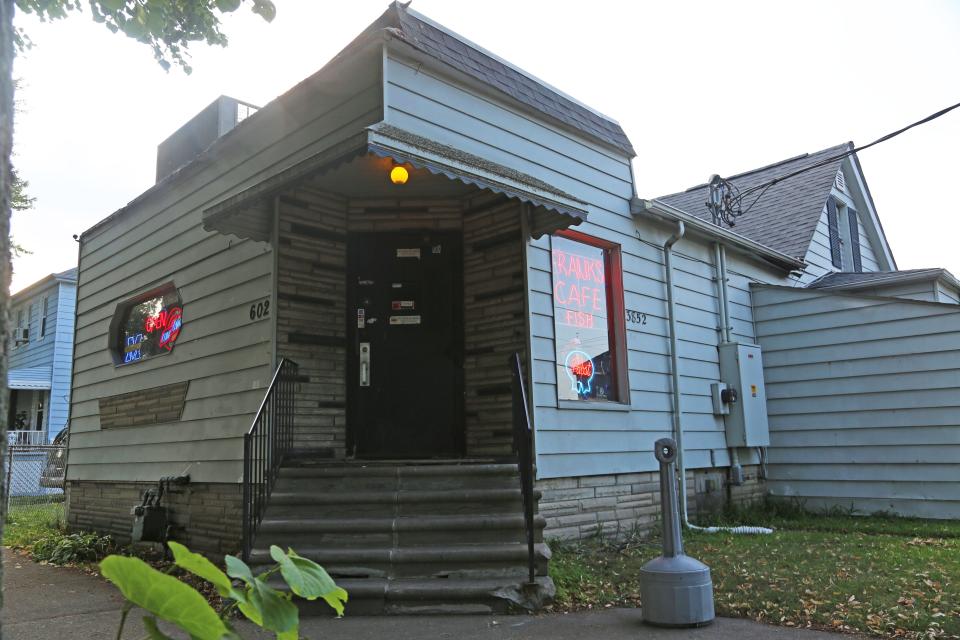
(390, 315, 421, 325)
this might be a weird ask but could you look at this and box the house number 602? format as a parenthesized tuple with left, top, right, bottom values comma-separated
(249, 299, 271, 321)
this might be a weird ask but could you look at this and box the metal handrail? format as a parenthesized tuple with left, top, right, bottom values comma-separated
(509, 352, 536, 584)
(242, 358, 298, 560)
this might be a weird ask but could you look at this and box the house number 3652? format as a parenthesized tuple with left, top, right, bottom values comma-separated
(249, 299, 271, 321)
(625, 309, 647, 325)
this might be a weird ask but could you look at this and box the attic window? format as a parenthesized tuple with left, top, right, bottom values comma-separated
(110, 283, 183, 366)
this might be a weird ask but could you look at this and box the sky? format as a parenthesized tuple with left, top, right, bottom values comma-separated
(10, 0, 960, 293)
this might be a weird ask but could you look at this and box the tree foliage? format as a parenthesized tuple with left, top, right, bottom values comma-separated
(14, 0, 276, 72)
(10, 165, 32, 212)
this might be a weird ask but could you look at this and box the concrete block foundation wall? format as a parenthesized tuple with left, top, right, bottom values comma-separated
(538, 465, 766, 541)
(67, 480, 242, 557)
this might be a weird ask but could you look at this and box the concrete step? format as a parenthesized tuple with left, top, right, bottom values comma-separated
(281, 576, 556, 615)
(250, 460, 552, 613)
(264, 487, 536, 517)
(257, 513, 545, 546)
(274, 463, 521, 492)
(249, 542, 551, 579)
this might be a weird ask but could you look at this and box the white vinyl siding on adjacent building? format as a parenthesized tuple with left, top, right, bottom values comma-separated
(49, 282, 76, 438)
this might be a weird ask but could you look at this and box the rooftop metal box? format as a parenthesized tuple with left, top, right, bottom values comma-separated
(718, 342, 770, 447)
(156, 96, 259, 183)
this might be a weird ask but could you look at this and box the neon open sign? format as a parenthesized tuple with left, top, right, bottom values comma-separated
(114, 285, 183, 365)
(144, 306, 183, 350)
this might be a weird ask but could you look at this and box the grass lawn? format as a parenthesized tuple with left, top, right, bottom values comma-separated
(549, 505, 959, 639)
(4, 502, 65, 549)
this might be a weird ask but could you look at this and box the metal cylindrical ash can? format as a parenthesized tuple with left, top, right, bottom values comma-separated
(639, 438, 715, 626)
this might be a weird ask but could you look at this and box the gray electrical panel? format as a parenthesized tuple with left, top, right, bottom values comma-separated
(718, 342, 769, 447)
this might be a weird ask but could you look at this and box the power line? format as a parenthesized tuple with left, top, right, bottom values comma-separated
(711, 100, 960, 224)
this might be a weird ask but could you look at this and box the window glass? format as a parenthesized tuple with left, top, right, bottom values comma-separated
(114, 286, 183, 364)
(552, 235, 619, 402)
(40, 296, 48, 338)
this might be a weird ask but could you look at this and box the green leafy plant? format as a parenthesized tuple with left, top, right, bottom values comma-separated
(100, 541, 347, 639)
(32, 531, 116, 564)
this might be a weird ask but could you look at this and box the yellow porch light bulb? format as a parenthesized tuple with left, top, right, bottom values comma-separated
(390, 165, 409, 185)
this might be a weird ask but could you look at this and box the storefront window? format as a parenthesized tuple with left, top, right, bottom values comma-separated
(551, 233, 625, 402)
(111, 284, 183, 365)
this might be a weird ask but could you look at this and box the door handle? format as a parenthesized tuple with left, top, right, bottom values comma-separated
(359, 342, 371, 387)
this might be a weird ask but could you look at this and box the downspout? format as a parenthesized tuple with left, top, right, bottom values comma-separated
(713, 243, 731, 344)
(714, 243, 742, 482)
(663, 222, 700, 526)
(663, 229, 771, 534)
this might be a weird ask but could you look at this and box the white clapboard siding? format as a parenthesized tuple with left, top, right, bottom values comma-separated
(795, 204, 885, 286)
(382, 47, 810, 479)
(754, 285, 960, 519)
(49, 281, 77, 436)
(530, 223, 785, 478)
(937, 282, 960, 304)
(68, 60, 383, 484)
(857, 215, 880, 272)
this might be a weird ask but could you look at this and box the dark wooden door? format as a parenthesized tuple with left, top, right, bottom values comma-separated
(347, 232, 464, 458)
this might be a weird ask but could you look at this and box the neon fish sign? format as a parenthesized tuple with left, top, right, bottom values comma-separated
(564, 350, 595, 397)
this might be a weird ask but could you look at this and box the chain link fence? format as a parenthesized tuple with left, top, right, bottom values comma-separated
(4, 443, 66, 528)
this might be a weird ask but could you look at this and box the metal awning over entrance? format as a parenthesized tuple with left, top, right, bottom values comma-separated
(202, 124, 589, 242)
(8, 367, 52, 390)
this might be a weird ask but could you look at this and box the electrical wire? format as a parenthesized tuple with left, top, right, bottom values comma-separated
(730, 99, 960, 210)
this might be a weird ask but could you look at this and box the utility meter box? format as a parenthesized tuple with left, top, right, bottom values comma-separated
(718, 342, 769, 447)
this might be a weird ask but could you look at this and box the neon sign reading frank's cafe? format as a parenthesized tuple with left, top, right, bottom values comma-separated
(552, 248, 606, 329)
(550, 235, 616, 402)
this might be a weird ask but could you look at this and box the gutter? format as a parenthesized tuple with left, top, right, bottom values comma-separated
(812, 269, 960, 294)
(632, 197, 806, 272)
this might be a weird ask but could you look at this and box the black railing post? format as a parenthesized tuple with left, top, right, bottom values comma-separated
(241, 358, 298, 561)
(509, 352, 536, 585)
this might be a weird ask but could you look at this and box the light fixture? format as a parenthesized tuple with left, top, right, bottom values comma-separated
(390, 165, 409, 185)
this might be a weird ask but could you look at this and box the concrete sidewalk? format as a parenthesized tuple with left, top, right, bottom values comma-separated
(2, 549, 843, 639)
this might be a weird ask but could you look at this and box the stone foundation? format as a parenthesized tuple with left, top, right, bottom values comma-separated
(66, 480, 242, 557)
(538, 465, 766, 541)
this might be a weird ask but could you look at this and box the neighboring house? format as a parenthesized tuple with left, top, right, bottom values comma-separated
(659, 151, 960, 520)
(63, 3, 959, 613)
(8, 267, 77, 445)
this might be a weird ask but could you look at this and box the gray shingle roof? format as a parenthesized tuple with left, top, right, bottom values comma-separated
(657, 143, 851, 260)
(808, 268, 956, 290)
(373, 3, 635, 157)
